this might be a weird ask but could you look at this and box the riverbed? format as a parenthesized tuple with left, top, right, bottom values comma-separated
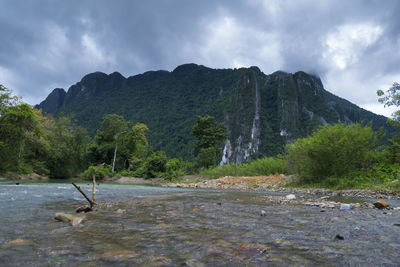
(1, 181, 399, 266)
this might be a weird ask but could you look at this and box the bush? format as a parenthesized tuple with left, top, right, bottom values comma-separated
(164, 158, 185, 180)
(144, 151, 167, 178)
(286, 123, 381, 183)
(81, 164, 113, 180)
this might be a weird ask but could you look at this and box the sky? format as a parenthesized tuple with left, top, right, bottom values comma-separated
(0, 0, 399, 117)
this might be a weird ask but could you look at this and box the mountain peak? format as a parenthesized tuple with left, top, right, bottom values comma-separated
(36, 88, 66, 114)
(172, 63, 203, 73)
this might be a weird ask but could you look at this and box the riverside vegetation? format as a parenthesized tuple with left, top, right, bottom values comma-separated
(1, 82, 400, 191)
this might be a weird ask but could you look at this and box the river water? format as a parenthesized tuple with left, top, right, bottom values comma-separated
(0, 181, 400, 266)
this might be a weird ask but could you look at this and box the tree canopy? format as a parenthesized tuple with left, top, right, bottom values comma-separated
(191, 115, 226, 168)
(378, 82, 400, 128)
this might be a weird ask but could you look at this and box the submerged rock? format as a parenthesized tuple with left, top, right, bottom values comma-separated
(373, 200, 390, 209)
(54, 213, 85, 226)
(285, 194, 296, 200)
(100, 249, 138, 261)
(340, 204, 355, 210)
(335, 232, 350, 240)
(116, 209, 126, 214)
(1, 238, 33, 249)
(236, 243, 270, 260)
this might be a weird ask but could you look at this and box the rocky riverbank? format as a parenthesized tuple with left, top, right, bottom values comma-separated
(162, 174, 400, 201)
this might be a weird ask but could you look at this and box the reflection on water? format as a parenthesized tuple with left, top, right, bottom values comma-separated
(0, 182, 399, 266)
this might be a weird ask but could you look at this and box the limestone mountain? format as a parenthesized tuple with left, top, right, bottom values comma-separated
(36, 63, 393, 163)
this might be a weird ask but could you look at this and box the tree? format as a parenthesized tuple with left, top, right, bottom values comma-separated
(89, 114, 149, 172)
(0, 85, 40, 172)
(198, 147, 217, 169)
(44, 115, 89, 178)
(378, 83, 400, 163)
(377, 82, 400, 128)
(0, 84, 20, 115)
(191, 115, 227, 168)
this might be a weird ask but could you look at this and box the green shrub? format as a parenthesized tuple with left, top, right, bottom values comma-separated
(81, 164, 113, 180)
(133, 165, 147, 178)
(164, 158, 185, 181)
(286, 123, 381, 183)
(144, 151, 167, 178)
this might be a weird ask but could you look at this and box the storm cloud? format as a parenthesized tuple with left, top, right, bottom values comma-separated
(1, 0, 399, 116)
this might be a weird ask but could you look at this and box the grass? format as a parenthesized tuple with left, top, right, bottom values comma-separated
(285, 163, 400, 190)
(198, 157, 288, 179)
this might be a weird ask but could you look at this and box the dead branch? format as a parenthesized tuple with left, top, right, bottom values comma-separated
(92, 163, 105, 203)
(72, 182, 95, 208)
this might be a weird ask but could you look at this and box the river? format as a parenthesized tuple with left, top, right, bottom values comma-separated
(0, 181, 399, 266)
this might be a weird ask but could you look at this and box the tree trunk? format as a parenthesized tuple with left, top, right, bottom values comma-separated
(112, 139, 118, 173)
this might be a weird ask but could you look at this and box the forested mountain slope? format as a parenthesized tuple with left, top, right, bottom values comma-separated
(36, 63, 393, 163)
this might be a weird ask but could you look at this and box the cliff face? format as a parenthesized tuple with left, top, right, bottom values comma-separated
(36, 64, 392, 162)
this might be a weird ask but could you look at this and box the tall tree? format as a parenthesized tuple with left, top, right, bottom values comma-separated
(191, 115, 226, 168)
(0, 85, 40, 172)
(378, 82, 400, 127)
(378, 82, 400, 162)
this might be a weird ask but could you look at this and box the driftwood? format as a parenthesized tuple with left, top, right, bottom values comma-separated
(72, 163, 105, 210)
(72, 182, 95, 208)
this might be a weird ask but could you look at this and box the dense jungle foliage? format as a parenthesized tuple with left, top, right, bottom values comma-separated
(2, 81, 400, 190)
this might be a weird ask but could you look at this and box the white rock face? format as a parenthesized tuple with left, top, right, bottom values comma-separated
(220, 140, 232, 165)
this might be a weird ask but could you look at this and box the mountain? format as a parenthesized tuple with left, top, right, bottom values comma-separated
(36, 63, 394, 163)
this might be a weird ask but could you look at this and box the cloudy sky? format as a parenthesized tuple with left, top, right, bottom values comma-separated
(1, 0, 399, 116)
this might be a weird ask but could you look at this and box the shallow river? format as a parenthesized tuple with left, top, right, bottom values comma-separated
(1, 181, 400, 266)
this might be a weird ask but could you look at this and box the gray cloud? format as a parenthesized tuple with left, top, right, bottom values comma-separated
(0, 0, 399, 116)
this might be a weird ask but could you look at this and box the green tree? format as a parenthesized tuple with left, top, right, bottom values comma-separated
(286, 123, 380, 183)
(0, 84, 19, 114)
(0, 86, 40, 173)
(89, 114, 149, 172)
(44, 115, 89, 178)
(191, 115, 226, 168)
(378, 82, 400, 162)
(198, 147, 217, 169)
(377, 82, 400, 127)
